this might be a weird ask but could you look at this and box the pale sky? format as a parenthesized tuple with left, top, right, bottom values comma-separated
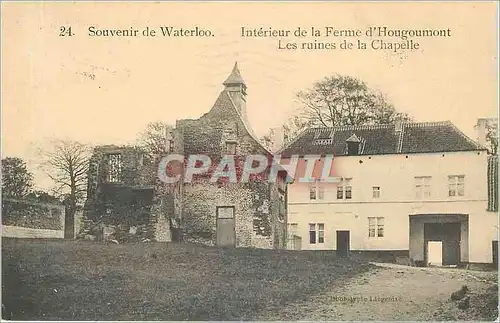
(1, 2, 498, 190)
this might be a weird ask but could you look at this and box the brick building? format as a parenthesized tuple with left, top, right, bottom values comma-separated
(82, 63, 288, 248)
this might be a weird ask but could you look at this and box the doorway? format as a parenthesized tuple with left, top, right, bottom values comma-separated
(424, 222, 461, 266)
(336, 230, 350, 257)
(216, 206, 236, 247)
(427, 241, 442, 266)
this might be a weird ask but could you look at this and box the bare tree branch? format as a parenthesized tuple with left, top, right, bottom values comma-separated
(39, 140, 91, 215)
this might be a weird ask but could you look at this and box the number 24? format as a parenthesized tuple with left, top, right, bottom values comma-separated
(59, 26, 73, 37)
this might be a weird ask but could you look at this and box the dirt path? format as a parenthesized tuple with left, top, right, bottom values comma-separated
(259, 263, 497, 321)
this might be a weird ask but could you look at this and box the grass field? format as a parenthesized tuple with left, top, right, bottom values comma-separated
(2, 238, 373, 320)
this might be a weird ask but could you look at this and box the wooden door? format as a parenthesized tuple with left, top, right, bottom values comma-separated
(216, 206, 236, 247)
(336, 230, 350, 257)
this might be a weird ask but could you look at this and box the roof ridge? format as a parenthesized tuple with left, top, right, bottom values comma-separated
(309, 124, 392, 132)
(406, 121, 451, 128)
(308, 121, 466, 131)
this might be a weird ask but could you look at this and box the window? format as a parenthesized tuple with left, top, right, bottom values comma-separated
(337, 186, 343, 199)
(309, 224, 316, 243)
(373, 186, 381, 198)
(337, 180, 352, 200)
(415, 176, 431, 199)
(277, 175, 286, 192)
(318, 223, 325, 243)
(345, 186, 352, 199)
(309, 223, 325, 244)
(106, 154, 122, 183)
(377, 217, 384, 237)
(310, 184, 317, 200)
(288, 223, 298, 236)
(368, 217, 384, 238)
(449, 175, 465, 197)
(278, 193, 286, 220)
(226, 142, 237, 154)
(309, 180, 324, 200)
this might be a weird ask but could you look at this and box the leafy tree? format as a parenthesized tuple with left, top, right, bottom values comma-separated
(261, 74, 411, 150)
(296, 74, 411, 127)
(137, 121, 174, 157)
(1, 157, 34, 198)
(38, 140, 91, 218)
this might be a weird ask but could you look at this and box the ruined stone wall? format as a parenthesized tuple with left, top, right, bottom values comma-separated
(81, 145, 156, 240)
(182, 182, 274, 248)
(269, 183, 288, 249)
(149, 125, 185, 242)
(150, 177, 178, 242)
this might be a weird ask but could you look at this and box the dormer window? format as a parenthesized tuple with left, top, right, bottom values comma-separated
(226, 141, 237, 155)
(346, 134, 361, 156)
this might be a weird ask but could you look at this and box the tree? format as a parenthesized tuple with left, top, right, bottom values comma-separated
(485, 120, 498, 155)
(296, 74, 411, 127)
(261, 74, 411, 150)
(1, 157, 34, 198)
(39, 140, 91, 218)
(137, 121, 173, 157)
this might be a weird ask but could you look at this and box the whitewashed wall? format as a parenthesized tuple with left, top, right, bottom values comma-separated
(287, 150, 498, 263)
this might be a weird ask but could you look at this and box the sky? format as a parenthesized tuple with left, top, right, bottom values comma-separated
(1, 2, 498, 190)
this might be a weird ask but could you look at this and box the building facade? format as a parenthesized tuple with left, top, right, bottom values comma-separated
(82, 64, 288, 249)
(280, 121, 498, 265)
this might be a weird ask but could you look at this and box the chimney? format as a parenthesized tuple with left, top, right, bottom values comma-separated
(346, 133, 361, 156)
(270, 126, 286, 153)
(223, 62, 247, 118)
(475, 118, 489, 147)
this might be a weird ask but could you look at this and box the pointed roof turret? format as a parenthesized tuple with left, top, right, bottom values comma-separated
(223, 62, 246, 87)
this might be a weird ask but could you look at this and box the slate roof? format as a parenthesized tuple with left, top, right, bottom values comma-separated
(223, 62, 246, 86)
(487, 155, 498, 212)
(177, 90, 270, 157)
(279, 121, 485, 157)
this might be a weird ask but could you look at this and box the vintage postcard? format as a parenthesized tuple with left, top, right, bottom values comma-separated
(1, 1, 498, 321)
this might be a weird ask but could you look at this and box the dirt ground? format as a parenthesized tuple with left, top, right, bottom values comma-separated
(1, 238, 373, 321)
(2, 239, 497, 321)
(258, 262, 499, 321)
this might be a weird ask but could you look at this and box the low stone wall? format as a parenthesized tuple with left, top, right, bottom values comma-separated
(1, 225, 64, 239)
(2, 198, 65, 237)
